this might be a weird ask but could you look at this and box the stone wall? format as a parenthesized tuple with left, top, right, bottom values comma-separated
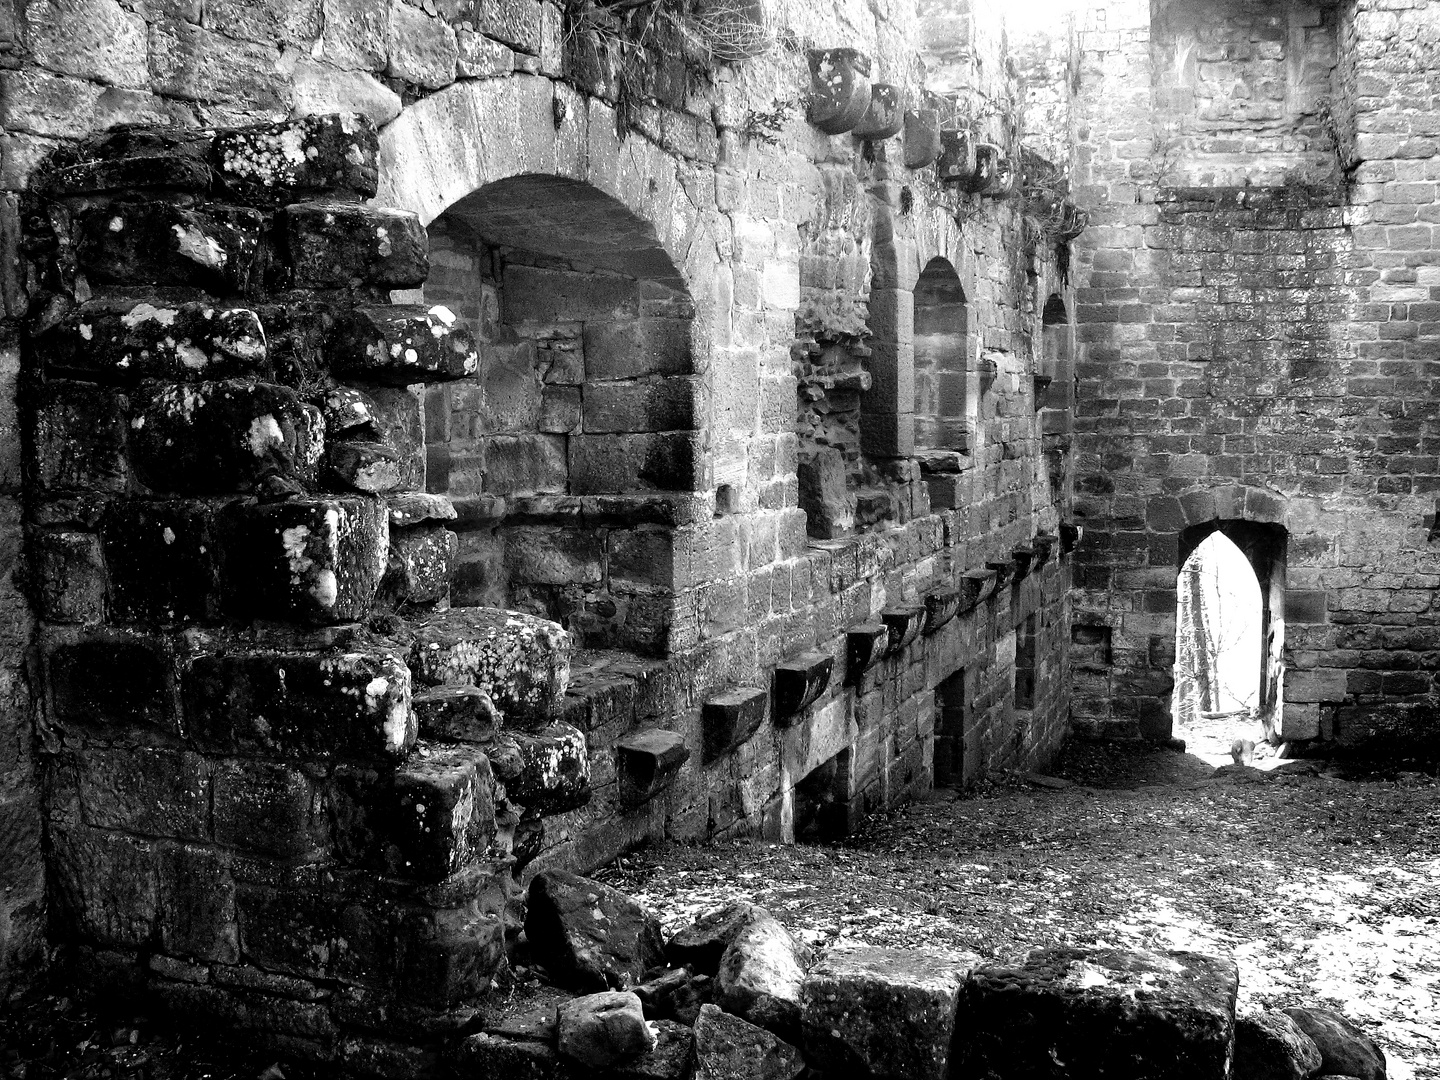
(0, 0, 1081, 1031)
(1070, 0, 1440, 754)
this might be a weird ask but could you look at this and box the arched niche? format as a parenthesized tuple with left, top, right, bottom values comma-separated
(416, 172, 700, 656)
(913, 257, 970, 451)
(1039, 292, 1073, 421)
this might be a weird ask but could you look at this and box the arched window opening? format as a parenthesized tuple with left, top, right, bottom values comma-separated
(419, 174, 697, 656)
(1174, 522, 1286, 765)
(913, 258, 970, 451)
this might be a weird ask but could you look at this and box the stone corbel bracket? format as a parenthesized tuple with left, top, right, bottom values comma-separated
(1032, 534, 1056, 567)
(924, 589, 961, 634)
(616, 729, 691, 808)
(1011, 544, 1035, 579)
(958, 568, 998, 612)
(701, 686, 768, 763)
(845, 621, 890, 685)
(985, 559, 1016, 587)
(806, 49, 873, 135)
(852, 84, 904, 141)
(773, 650, 834, 723)
(880, 605, 926, 656)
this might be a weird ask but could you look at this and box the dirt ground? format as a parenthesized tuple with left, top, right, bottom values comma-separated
(610, 741, 1440, 1079)
(4, 741, 1438, 1079)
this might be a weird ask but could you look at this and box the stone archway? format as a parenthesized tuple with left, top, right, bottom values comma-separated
(376, 81, 721, 656)
(913, 257, 969, 451)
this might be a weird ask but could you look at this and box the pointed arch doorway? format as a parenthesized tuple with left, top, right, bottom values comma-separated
(1174, 520, 1287, 764)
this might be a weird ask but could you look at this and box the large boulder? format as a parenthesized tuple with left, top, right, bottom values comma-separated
(556, 991, 657, 1070)
(694, 1003, 804, 1080)
(958, 947, 1239, 1080)
(1234, 1012, 1324, 1080)
(525, 870, 665, 992)
(800, 944, 980, 1080)
(714, 907, 812, 1042)
(1281, 1007, 1386, 1080)
(667, 901, 768, 976)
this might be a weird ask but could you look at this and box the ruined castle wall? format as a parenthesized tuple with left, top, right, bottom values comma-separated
(1070, 0, 1440, 753)
(0, 0, 1078, 1010)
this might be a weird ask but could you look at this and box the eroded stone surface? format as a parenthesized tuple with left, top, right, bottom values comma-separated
(525, 870, 665, 992)
(408, 606, 570, 723)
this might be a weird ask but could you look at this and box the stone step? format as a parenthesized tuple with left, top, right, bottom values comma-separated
(380, 742, 498, 882)
(77, 201, 264, 294)
(327, 304, 479, 385)
(35, 298, 268, 385)
(281, 202, 429, 290)
(407, 606, 572, 725)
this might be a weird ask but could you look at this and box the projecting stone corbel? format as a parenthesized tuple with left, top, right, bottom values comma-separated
(846, 622, 890, 684)
(880, 605, 926, 655)
(616, 729, 691, 808)
(806, 49, 872, 135)
(986, 558, 1016, 586)
(924, 589, 961, 634)
(958, 568, 997, 612)
(938, 128, 977, 186)
(1059, 522, 1083, 554)
(1032, 533, 1057, 567)
(1011, 544, 1036, 579)
(701, 686, 768, 763)
(773, 650, 834, 722)
(852, 84, 904, 141)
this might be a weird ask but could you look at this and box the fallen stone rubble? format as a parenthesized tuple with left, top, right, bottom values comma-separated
(450, 874, 1387, 1080)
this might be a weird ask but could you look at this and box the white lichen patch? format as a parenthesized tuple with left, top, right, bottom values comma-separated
(121, 303, 178, 329)
(310, 568, 339, 608)
(247, 414, 285, 456)
(172, 224, 229, 270)
(176, 341, 209, 370)
(79, 324, 93, 341)
(428, 305, 456, 327)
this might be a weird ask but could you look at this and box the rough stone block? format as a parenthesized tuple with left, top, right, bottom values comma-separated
(52, 824, 159, 948)
(37, 300, 267, 384)
(26, 0, 149, 90)
(32, 380, 128, 492)
(526, 870, 665, 992)
(383, 742, 496, 881)
(557, 991, 657, 1069)
(212, 113, 379, 205)
(183, 641, 415, 760)
(100, 498, 222, 623)
(44, 626, 175, 730)
(78, 201, 262, 293)
(386, 0, 458, 89)
(1280, 702, 1319, 741)
(388, 491, 456, 527)
(129, 380, 318, 494)
(483, 434, 568, 496)
(716, 908, 811, 1041)
(702, 686, 768, 763)
(413, 683, 501, 744)
(958, 947, 1238, 1080)
(222, 495, 388, 623)
(328, 305, 479, 385)
(801, 945, 979, 1080)
(503, 526, 603, 585)
(569, 433, 704, 494)
(845, 622, 889, 684)
(583, 319, 693, 381)
(491, 723, 590, 813)
(213, 760, 328, 858)
(366, 385, 427, 491)
(583, 378, 700, 434)
(70, 744, 210, 841)
(881, 606, 925, 655)
(798, 447, 854, 539)
(31, 530, 106, 623)
(1234, 1012, 1323, 1080)
(400, 910, 506, 1013)
(158, 844, 239, 964)
(408, 606, 571, 723)
(616, 728, 690, 807)
(383, 522, 456, 606)
(1279, 1006, 1385, 1080)
(773, 650, 833, 722)
(695, 1002, 804, 1080)
(327, 439, 405, 493)
(282, 202, 428, 289)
